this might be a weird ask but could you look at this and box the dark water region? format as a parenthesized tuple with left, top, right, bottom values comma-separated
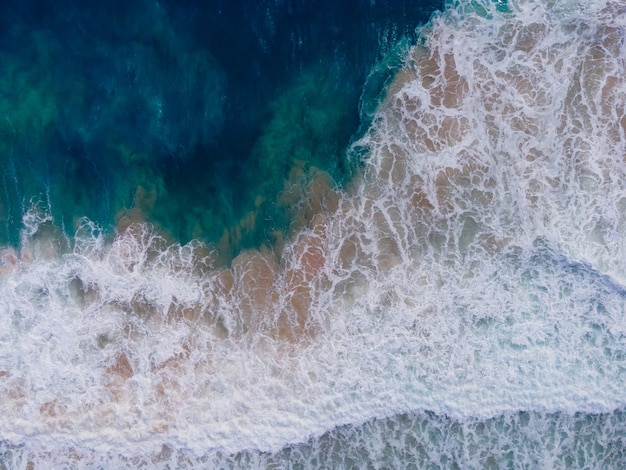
(0, 0, 442, 255)
(253, 409, 626, 468)
(2, 408, 622, 467)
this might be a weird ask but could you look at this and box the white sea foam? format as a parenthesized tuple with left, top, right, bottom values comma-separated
(2, 0, 626, 467)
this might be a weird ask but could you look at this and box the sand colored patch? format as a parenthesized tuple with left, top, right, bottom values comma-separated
(0, 371, 25, 413)
(0, 248, 19, 277)
(39, 400, 67, 418)
(279, 213, 329, 342)
(376, 144, 409, 186)
(115, 185, 161, 236)
(150, 346, 194, 431)
(382, 46, 472, 155)
(105, 352, 134, 402)
(231, 247, 280, 335)
(408, 175, 435, 214)
(288, 214, 329, 280)
(434, 163, 494, 215)
(280, 167, 340, 231)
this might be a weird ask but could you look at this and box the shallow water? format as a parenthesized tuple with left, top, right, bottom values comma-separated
(2, 0, 626, 468)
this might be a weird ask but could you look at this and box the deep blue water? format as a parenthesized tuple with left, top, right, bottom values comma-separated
(0, 0, 441, 253)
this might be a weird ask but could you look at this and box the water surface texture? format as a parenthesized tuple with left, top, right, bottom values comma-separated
(0, 0, 435, 253)
(2, 0, 626, 468)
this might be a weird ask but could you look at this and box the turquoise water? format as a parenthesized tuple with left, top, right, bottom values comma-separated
(0, 0, 438, 255)
(2, 0, 626, 468)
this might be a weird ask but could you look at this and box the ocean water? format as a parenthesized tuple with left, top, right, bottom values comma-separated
(0, 0, 434, 254)
(2, 0, 626, 468)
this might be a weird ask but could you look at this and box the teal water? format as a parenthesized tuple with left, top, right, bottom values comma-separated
(0, 0, 440, 256)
